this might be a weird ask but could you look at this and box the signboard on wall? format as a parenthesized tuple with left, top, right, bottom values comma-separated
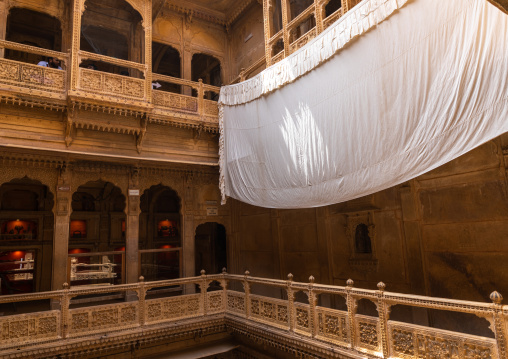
(207, 207, 218, 216)
(129, 189, 140, 196)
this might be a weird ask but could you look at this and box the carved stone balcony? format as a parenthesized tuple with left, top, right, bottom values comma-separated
(0, 40, 220, 132)
(0, 272, 505, 359)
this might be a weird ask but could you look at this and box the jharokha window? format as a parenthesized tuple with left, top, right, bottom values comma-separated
(354, 223, 372, 254)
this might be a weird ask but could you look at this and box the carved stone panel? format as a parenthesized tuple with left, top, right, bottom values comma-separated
(208, 291, 224, 313)
(249, 295, 290, 329)
(69, 303, 138, 337)
(316, 307, 349, 345)
(389, 322, 498, 359)
(0, 311, 60, 348)
(145, 294, 202, 324)
(227, 292, 246, 314)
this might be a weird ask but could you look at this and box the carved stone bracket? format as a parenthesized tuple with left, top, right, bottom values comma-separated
(136, 115, 148, 154)
(65, 108, 75, 147)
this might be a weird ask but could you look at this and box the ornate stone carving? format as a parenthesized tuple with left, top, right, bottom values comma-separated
(69, 303, 138, 336)
(208, 292, 224, 313)
(295, 307, 310, 331)
(0, 274, 503, 359)
(358, 321, 379, 350)
(145, 294, 202, 324)
(316, 307, 349, 344)
(0, 59, 66, 95)
(392, 329, 415, 357)
(0, 312, 60, 346)
(152, 90, 199, 112)
(79, 69, 145, 100)
(227, 292, 246, 313)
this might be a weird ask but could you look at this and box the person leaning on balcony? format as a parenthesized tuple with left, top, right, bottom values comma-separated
(37, 57, 62, 70)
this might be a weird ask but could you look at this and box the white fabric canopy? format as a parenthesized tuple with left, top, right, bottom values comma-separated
(219, 0, 508, 209)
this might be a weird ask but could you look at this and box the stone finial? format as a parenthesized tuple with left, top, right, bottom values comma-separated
(244, 270, 250, 276)
(62, 282, 69, 289)
(346, 279, 354, 288)
(309, 275, 315, 284)
(200, 269, 206, 276)
(377, 282, 386, 291)
(138, 276, 144, 282)
(490, 291, 503, 304)
(287, 273, 294, 281)
(222, 267, 227, 274)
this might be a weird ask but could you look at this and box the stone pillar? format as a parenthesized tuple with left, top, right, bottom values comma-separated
(281, 0, 290, 57)
(70, 0, 84, 91)
(51, 165, 72, 309)
(143, 0, 152, 103)
(182, 41, 193, 96)
(315, 0, 326, 34)
(182, 173, 195, 294)
(0, 0, 8, 58)
(125, 169, 141, 290)
(263, 0, 274, 66)
(341, 0, 349, 14)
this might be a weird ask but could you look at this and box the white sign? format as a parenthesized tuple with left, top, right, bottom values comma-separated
(207, 207, 218, 216)
(129, 189, 140, 196)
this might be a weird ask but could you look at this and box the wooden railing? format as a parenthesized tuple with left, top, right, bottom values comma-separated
(0, 271, 505, 359)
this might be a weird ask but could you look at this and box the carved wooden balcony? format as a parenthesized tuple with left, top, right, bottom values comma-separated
(0, 273, 505, 358)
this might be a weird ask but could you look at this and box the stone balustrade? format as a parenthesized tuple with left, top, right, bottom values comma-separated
(0, 271, 505, 359)
(0, 39, 221, 129)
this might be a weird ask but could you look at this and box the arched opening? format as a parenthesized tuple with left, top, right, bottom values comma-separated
(325, 0, 342, 17)
(5, 8, 62, 64)
(191, 53, 221, 100)
(139, 185, 181, 283)
(69, 180, 126, 288)
(152, 42, 182, 93)
(288, 13, 316, 44)
(271, 0, 283, 36)
(80, 0, 144, 76)
(195, 222, 227, 278)
(0, 178, 54, 297)
(271, 39, 284, 58)
(355, 223, 372, 254)
(289, 0, 314, 21)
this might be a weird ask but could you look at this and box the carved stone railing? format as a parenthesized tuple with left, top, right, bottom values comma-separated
(76, 68, 146, 102)
(289, 27, 318, 55)
(0, 41, 219, 129)
(287, 6, 317, 55)
(0, 272, 505, 359)
(151, 73, 220, 126)
(263, 0, 370, 66)
(271, 51, 285, 65)
(152, 90, 198, 113)
(0, 58, 66, 99)
(323, 7, 344, 30)
(0, 40, 67, 102)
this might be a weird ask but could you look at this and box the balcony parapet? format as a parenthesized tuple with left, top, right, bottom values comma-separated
(0, 41, 220, 133)
(0, 40, 68, 104)
(0, 273, 505, 359)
